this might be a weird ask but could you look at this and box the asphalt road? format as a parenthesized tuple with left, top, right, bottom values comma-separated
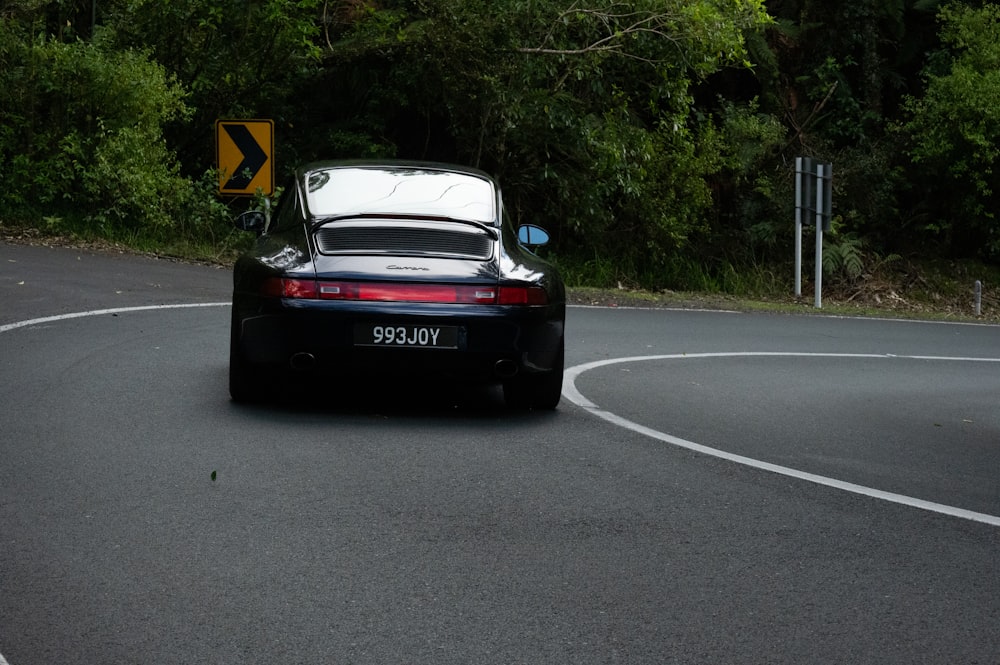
(2, 242, 999, 664)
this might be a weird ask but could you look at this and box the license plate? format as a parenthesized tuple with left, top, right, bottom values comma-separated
(354, 324, 459, 349)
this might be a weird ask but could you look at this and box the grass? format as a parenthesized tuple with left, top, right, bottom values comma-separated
(557, 253, 1000, 323)
(0, 220, 252, 266)
(567, 284, 998, 323)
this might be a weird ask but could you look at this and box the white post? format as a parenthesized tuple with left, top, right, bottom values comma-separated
(795, 157, 802, 297)
(814, 163, 824, 309)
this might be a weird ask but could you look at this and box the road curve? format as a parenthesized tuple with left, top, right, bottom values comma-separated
(2, 241, 999, 664)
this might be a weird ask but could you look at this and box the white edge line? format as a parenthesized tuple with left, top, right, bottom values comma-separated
(570, 304, 742, 314)
(564, 352, 1000, 528)
(4, 307, 999, 527)
(568, 303, 1000, 328)
(0, 302, 230, 334)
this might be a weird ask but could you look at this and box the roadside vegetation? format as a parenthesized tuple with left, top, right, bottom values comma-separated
(1, 0, 999, 320)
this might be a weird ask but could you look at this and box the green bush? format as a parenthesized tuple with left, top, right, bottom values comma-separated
(0, 24, 228, 240)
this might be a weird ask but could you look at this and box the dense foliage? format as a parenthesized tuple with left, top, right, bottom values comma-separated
(1, 0, 998, 286)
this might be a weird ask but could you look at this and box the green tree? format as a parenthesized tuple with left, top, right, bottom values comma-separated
(101, 0, 324, 174)
(723, 0, 953, 263)
(320, 0, 772, 280)
(902, 3, 1000, 256)
(0, 20, 201, 235)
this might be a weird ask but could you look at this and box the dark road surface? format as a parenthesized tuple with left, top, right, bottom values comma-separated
(2, 242, 998, 664)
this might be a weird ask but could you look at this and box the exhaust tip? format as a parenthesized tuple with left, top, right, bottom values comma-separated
(289, 352, 317, 371)
(494, 359, 518, 378)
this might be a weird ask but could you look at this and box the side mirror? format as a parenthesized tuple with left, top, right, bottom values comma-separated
(234, 210, 266, 233)
(517, 224, 550, 247)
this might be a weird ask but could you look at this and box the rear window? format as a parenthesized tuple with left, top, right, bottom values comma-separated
(304, 167, 497, 224)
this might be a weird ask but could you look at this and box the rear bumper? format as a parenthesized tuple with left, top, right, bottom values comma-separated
(235, 298, 564, 381)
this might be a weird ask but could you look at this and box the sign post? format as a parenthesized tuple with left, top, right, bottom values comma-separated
(794, 157, 832, 307)
(814, 163, 825, 308)
(794, 157, 806, 297)
(216, 119, 274, 196)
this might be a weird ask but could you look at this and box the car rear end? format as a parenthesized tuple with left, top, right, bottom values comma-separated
(240, 218, 562, 382)
(231, 163, 564, 401)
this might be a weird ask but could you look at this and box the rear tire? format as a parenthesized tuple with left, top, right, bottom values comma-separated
(503, 341, 564, 410)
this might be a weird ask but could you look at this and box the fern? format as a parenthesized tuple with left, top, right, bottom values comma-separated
(823, 234, 866, 281)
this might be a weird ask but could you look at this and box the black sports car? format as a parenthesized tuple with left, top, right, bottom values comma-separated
(229, 160, 565, 408)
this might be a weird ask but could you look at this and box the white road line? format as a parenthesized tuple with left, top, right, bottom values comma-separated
(0, 651, 10, 665)
(564, 352, 1000, 528)
(4, 307, 999, 527)
(0, 303, 230, 334)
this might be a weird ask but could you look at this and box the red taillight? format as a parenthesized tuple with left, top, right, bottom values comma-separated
(261, 279, 546, 305)
(261, 277, 319, 298)
(323, 282, 496, 304)
(498, 286, 549, 305)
